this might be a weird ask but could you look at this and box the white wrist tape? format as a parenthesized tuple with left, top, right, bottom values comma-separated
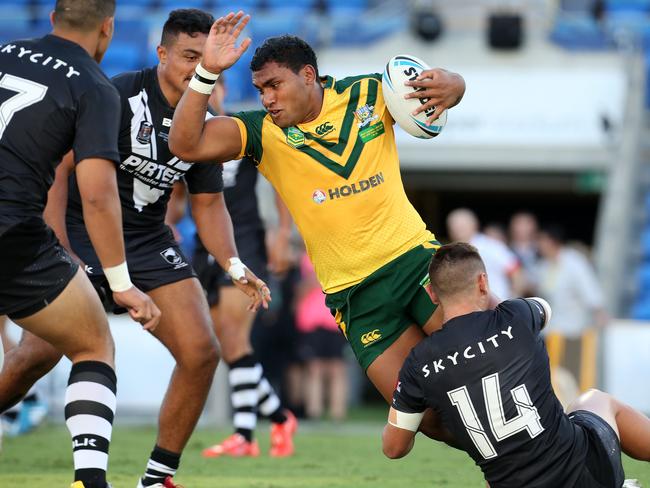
(189, 76, 215, 95)
(227, 257, 247, 281)
(388, 409, 424, 432)
(188, 63, 220, 95)
(195, 63, 220, 80)
(104, 261, 133, 292)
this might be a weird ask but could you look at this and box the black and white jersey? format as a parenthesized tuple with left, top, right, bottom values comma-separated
(218, 156, 263, 238)
(393, 299, 589, 488)
(67, 66, 223, 232)
(0, 35, 120, 234)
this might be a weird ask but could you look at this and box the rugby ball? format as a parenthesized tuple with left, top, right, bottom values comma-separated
(382, 54, 447, 139)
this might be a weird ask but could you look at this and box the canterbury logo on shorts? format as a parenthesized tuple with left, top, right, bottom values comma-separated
(361, 329, 382, 347)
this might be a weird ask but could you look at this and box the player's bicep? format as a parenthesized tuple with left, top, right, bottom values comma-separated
(75, 158, 119, 203)
(182, 116, 243, 163)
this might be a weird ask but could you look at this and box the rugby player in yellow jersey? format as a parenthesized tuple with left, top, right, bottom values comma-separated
(170, 12, 467, 441)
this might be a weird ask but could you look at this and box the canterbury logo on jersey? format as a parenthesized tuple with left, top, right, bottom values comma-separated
(120, 154, 190, 190)
(361, 329, 382, 346)
(315, 122, 335, 136)
(327, 171, 385, 201)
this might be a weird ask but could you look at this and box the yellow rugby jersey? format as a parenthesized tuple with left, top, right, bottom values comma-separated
(232, 74, 435, 293)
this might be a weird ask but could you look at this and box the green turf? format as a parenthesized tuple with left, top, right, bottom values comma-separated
(1, 420, 648, 487)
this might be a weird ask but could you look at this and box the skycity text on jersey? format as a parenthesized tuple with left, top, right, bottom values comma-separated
(0, 43, 81, 79)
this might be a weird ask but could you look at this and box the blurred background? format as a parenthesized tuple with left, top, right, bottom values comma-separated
(1, 0, 649, 432)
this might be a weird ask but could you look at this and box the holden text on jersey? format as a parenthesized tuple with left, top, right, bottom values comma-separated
(326, 171, 385, 200)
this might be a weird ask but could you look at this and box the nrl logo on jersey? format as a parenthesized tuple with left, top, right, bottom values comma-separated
(136, 121, 154, 144)
(286, 127, 305, 148)
(354, 104, 378, 128)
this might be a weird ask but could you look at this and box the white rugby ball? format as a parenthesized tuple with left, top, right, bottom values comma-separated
(382, 54, 447, 139)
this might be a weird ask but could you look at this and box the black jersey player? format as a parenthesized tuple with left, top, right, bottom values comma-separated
(193, 77, 296, 458)
(0, 1, 160, 487)
(0, 8, 268, 488)
(383, 242, 650, 488)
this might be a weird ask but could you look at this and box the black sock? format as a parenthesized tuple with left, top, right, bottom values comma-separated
(141, 445, 180, 486)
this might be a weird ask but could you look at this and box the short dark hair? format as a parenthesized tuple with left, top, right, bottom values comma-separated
(539, 224, 566, 244)
(53, 0, 115, 31)
(428, 242, 486, 299)
(161, 9, 214, 47)
(250, 35, 318, 76)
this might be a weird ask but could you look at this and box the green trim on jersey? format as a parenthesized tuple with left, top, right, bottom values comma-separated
(330, 73, 382, 94)
(232, 110, 267, 164)
(280, 77, 381, 180)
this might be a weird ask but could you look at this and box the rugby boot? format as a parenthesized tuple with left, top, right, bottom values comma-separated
(270, 409, 298, 457)
(623, 480, 643, 488)
(201, 433, 260, 458)
(136, 476, 183, 488)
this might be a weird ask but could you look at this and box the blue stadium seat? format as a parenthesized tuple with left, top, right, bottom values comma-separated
(327, 0, 367, 15)
(119, 0, 155, 5)
(250, 12, 302, 43)
(263, 0, 317, 14)
(113, 19, 150, 43)
(331, 13, 406, 45)
(606, 0, 650, 13)
(631, 297, 650, 320)
(215, 0, 260, 11)
(160, 0, 208, 9)
(641, 227, 650, 256)
(101, 40, 146, 78)
(550, 15, 609, 50)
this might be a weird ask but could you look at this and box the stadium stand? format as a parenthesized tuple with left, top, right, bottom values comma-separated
(0, 0, 402, 103)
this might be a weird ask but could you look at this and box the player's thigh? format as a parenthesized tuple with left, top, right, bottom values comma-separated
(569, 407, 625, 488)
(14, 268, 113, 363)
(147, 277, 219, 366)
(367, 324, 426, 402)
(567, 389, 619, 437)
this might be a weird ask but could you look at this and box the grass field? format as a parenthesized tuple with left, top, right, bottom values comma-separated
(1, 411, 649, 487)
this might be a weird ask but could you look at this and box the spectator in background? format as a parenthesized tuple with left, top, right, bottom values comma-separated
(537, 224, 608, 404)
(509, 211, 541, 296)
(295, 252, 348, 422)
(447, 208, 524, 299)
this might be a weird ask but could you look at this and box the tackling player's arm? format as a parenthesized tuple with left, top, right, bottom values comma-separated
(191, 191, 271, 311)
(170, 12, 252, 163)
(383, 357, 427, 459)
(383, 407, 423, 459)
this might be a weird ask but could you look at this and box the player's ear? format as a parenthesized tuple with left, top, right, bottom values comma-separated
(157, 45, 167, 65)
(49, 10, 55, 28)
(425, 283, 439, 304)
(100, 16, 114, 41)
(478, 272, 489, 296)
(302, 64, 316, 85)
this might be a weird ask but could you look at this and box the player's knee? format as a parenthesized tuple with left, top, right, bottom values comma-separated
(178, 336, 219, 373)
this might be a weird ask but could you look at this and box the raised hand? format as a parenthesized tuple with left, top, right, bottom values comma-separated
(201, 11, 252, 74)
(404, 68, 466, 125)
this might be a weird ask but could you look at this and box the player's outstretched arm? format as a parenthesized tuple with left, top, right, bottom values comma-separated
(76, 158, 161, 330)
(191, 192, 271, 311)
(404, 68, 466, 125)
(169, 11, 251, 163)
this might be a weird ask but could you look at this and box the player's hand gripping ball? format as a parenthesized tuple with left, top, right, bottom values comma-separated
(382, 54, 447, 139)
